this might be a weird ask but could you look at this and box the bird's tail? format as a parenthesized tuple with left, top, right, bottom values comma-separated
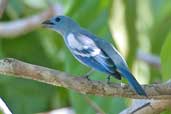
(118, 68, 147, 96)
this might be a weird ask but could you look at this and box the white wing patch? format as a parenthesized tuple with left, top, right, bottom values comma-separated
(67, 33, 101, 57)
(91, 48, 101, 56)
(67, 33, 82, 49)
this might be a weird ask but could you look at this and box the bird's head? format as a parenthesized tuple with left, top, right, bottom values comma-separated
(42, 16, 80, 36)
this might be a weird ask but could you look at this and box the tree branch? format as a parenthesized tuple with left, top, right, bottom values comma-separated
(120, 99, 171, 114)
(0, 4, 63, 37)
(137, 51, 160, 69)
(0, 58, 171, 99)
(0, 97, 12, 114)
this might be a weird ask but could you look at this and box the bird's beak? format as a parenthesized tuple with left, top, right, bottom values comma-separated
(42, 19, 54, 28)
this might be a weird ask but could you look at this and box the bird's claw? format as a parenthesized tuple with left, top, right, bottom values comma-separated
(83, 74, 90, 80)
(107, 75, 111, 84)
(83, 70, 94, 80)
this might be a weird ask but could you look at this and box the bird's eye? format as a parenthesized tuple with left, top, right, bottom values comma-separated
(55, 17, 61, 22)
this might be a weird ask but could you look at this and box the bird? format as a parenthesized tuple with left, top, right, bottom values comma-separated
(42, 16, 147, 96)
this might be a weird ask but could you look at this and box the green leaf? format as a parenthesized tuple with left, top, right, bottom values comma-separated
(161, 32, 171, 80)
(123, 0, 138, 68)
(149, 0, 171, 82)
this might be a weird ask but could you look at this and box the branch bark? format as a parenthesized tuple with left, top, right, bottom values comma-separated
(120, 99, 171, 114)
(0, 58, 171, 99)
(0, 4, 63, 37)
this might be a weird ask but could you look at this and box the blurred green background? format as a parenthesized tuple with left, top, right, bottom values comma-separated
(0, 0, 171, 114)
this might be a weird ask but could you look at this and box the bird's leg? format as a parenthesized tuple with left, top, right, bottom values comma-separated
(107, 75, 111, 84)
(83, 69, 94, 80)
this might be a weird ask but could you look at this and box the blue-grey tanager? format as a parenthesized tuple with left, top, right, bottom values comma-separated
(42, 16, 146, 96)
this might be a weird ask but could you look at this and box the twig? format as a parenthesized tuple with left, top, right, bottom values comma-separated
(0, 4, 63, 37)
(0, 0, 8, 18)
(120, 99, 171, 114)
(137, 51, 160, 69)
(84, 96, 106, 114)
(0, 58, 171, 99)
(0, 97, 12, 114)
(37, 107, 74, 114)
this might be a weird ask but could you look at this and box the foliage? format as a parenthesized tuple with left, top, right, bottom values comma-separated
(161, 32, 171, 81)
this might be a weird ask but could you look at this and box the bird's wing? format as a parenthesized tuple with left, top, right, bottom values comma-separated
(67, 33, 116, 74)
(94, 38, 128, 70)
(78, 28, 128, 69)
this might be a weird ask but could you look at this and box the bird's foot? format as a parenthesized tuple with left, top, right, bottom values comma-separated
(83, 74, 91, 80)
(107, 75, 111, 84)
(82, 70, 94, 80)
